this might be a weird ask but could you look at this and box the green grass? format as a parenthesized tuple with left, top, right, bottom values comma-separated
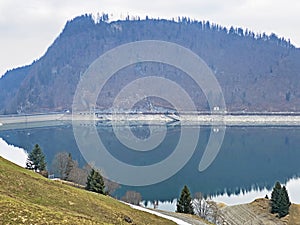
(0, 157, 175, 225)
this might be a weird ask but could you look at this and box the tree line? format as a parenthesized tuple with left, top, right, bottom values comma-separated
(177, 182, 291, 224)
(25, 144, 119, 195)
(88, 13, 294, 49)
(25, 144, 144, 206)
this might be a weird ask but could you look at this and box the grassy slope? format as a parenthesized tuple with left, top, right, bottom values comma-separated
(0, 157, 175, 225)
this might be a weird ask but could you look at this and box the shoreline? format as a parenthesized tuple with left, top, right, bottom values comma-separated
(0, 113, 300, 128)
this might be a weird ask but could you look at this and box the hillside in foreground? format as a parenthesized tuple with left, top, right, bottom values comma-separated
(1, 155, 300, 224)
(0, 157, 175, 224)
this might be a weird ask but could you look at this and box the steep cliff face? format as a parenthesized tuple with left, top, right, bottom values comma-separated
(1, 14, 299, 114)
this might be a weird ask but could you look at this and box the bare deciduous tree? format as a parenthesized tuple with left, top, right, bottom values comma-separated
(52, 152, 73, 180)
(121, 191, 142, 205)
(104, 178, 120, 196)
(53, 155, 120, 195)
(68, 161, 89, 185)
(193, 193, 221, 224)
(207, 201, 219, 224)
(193, 192, 209, 218)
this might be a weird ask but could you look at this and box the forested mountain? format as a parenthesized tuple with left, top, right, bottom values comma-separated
(0, 14, 299, 114)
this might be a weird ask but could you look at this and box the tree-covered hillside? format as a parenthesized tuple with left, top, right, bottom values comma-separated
(0, 14, 299, 113)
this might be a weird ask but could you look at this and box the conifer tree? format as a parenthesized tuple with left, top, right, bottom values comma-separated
(270, 181, 281, 214)
(86, 169, 105, 194)
(278, 186, 291, 218)
(26, 144, 46, 172)
(176, 185, 194, 214)
(270, 181, 291, 218)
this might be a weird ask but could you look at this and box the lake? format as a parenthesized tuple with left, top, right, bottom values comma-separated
(1, 121, 300, 208)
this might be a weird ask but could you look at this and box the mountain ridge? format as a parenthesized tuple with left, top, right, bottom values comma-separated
(0, 14, 299, 114)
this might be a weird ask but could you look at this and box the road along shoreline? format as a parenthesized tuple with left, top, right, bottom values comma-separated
(1, 113, 300, 128)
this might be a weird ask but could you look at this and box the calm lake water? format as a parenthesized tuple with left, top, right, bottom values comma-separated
(1, 122, 300, 207)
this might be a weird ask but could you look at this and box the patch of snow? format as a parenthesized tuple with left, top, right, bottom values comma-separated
(213, 178, 300, 205)
(212, 188, 270, 205)
(0, 138, 28, 167)
(143, 199, 177, 211)
(123, 202, 191, 225)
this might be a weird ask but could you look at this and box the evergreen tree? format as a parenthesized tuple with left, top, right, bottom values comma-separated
(265, 194, 269, 199)
(176, 185, 194, 214)
(26, 144, 46, 172)
(86, 169, 105, 194)
(270, 181, 291, 218)
(270, 181, 281, 214)
(278, 186, 291, 218)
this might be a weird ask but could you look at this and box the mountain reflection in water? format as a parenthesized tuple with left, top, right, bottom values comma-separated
(1, 122, 300, 204)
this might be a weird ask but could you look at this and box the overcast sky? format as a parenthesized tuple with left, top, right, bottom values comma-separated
(0, 0, 299, 76)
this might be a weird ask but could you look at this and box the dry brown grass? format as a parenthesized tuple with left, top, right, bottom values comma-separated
(0, 157, 175, 225)
(288, 203, 300, 225)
